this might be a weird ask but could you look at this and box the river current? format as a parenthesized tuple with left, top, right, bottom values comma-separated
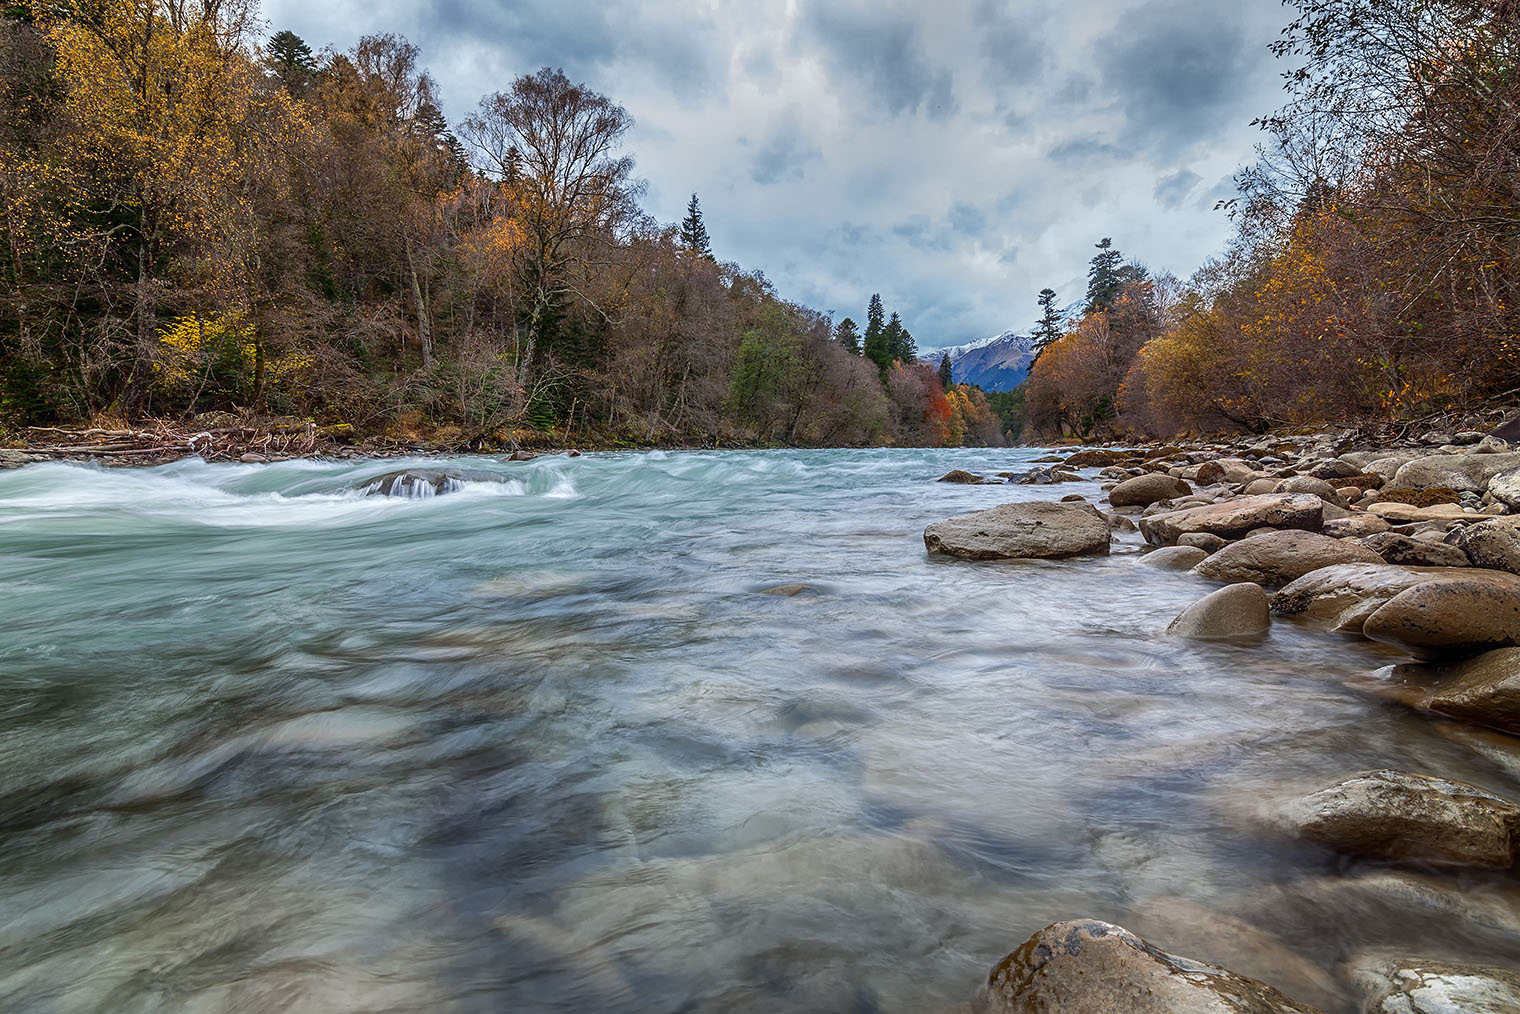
(2, 448, 1518, 1013)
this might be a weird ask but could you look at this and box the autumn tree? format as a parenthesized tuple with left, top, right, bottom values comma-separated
(460, 67, 639, 385)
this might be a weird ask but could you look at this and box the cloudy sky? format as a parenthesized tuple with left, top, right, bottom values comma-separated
(260, 0, 1291, 349)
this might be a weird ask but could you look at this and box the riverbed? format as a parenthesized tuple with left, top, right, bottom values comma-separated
(1, 448, 1517, 1012)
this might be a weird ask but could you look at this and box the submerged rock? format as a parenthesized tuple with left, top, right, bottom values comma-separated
(1168, 583, 1271, 640)
(1287, 769, 1520, 869)
(939, 469, 996, 484)
(355, 468, 502, 497)
(1141, 493, 1325, 547)
(924, 501, 1112, 561)
(974, 919, 1324, 1014)
(1394, 647, 1520, 735)
(1108, 472, 1192, 508)
(1358, 958, 1520, 1014)
(1193, 530, 1382, 587)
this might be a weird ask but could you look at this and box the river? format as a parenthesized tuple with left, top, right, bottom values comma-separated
(2, 448, 1517, 1013)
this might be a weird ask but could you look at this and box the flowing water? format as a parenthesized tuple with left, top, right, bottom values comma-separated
(2, 448, 1518, 1013)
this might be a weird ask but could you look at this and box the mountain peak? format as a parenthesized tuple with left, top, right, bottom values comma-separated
(929, 331, 1035, 391)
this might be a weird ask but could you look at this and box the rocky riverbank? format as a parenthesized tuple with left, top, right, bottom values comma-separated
(930, 420, 1520, 1012)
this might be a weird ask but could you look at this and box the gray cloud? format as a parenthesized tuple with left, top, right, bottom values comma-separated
(1154, 168, 1202, 208)
(801, 3, 957, 120)
(262, 0, 1289, 348)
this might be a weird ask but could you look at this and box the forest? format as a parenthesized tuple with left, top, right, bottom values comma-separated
(1022, 0, 1520, 441)
(0, 0, 1003, 448)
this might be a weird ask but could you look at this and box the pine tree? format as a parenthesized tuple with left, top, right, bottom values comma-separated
(1031, 288, 1063, 363)
(896, 318, 917, 364)
(834, 317, 862, 354)
(1085, 238, 1125, 313)
(882, 312, 906, 365)
(938, 353, 953, 389)
(862, 293, 887, 368)
(266, 30, 315, 91)
(679, 193, 713, 260)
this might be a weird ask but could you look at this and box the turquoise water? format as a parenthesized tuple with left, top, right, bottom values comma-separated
(1, 449, 1517, 1012)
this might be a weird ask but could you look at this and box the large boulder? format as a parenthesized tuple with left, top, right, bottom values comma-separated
(1387, 451, 1520, 493)
(1270, 563, 1515, 633)
(1193, 530, 1382, 587)
(1367, 502, 1472, 523)
(1447, 517, 1520, 575)
(1396, 647, 1520, 734)
(1168, 583, 1272, 640)
(1140, 494, 1325, 547)
(974, 920, 1324, 1014)
(924, 501, 1112, 560)
(1063, 448, 1129, 468)
(1361, 532, 1471, 568)
(1108, 473, 1192, 508)
(1358, 959, 1520, 1014)
(1363, 575, 1520, 659)
(1287, 769, 1520, 868)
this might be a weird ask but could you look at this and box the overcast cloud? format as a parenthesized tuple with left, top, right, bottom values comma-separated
(259, 0, 1289, 348)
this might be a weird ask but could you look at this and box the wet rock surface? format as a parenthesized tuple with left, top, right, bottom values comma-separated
(923, 501, 1112, 560)
(1393, 647, 1520, 735)
(1168, 583, 1272, 640)
(1357, 958, 1520, 1014)
(1140, 493, 1325, 547)
(1287, 769, 1520, 869)
(974, 920, 1325, 1014)
(1193, 530, 1383, 587)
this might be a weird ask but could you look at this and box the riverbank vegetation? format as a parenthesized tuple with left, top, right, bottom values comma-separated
(1022, 0, 1520, 442)
(0, 1, 999, 449)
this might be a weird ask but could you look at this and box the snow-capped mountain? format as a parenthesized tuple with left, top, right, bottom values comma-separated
(925, 330, 1036, 391)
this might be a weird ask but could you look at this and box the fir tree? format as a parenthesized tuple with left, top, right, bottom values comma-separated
(1085, 238, 1125, 313)
(862, 293, 887, 368)
(679, 193, 713, 260)
(266, 30, 315, 92)
(938, 353, 953, 389)
(834, 317, 862, 354)
(882, 312, 907, 365)
(1031, 287, 1063, 362)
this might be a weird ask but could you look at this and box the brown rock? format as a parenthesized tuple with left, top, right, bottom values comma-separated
(1323, 516, 1391, 539)
(1396, 646, 1520, 734)
(1063, 448, 1128, 468)
(1179, 532, 1230, 553)
(1363, 576, 1520, 659)
(1287, 768, 1520, 868)
(1270, 563, 1513, 633)
(924, 501, 1112, 561)
(1193, 530, 1382, 587)
(1108, 472, 1192, 508)
(1140, 493, 1325, 547)
(975, 919, 1324, 1014)
(939, 469, 995, 484)
(1195, 461, 1227, 484)
(1168, 583, 1271, 640)
(1357, 958, 1520, 1014)
(1361, 532, 1471, 568)
(1139, 545, 1209, 570)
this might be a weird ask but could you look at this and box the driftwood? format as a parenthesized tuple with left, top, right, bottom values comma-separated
(19, 419, 327, 463)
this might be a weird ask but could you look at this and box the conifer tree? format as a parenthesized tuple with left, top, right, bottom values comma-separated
(882, 312, 906, 365)
(834, 317, 862, 354)
(862, 293, 887, 368)
(266, 30, 316, 92)
(679, 193, 713, 260)
(1031, 287, 1063, 362)
(938, 353, 953, 389)
(1085, 238, 1125, 313)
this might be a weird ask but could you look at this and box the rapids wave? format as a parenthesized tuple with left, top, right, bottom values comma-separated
(1, 448, 1517, 1013)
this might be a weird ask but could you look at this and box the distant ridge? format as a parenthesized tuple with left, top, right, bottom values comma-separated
(925, 330, 1036, 391)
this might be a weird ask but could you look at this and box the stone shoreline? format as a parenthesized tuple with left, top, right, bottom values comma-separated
(931, 422, 1520, 1012)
